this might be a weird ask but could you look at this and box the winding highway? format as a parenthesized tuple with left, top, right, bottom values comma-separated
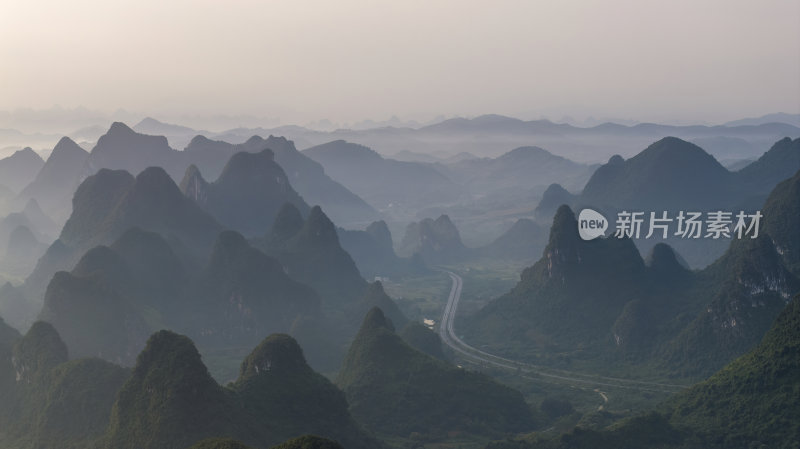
(438, 271, 688, 394)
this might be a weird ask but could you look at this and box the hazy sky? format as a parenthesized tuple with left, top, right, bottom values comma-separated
(2, 0, 799, 126)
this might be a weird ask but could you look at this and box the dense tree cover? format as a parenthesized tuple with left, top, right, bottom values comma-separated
(468, 168, 800, 378)
(0, 322, 128, 449)
(0, 324, 379, 449)
(337, 307, 534, 441)
(485, 295, 800, 449)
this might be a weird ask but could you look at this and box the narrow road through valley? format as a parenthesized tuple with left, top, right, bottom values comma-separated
(438, 270, 687, 394)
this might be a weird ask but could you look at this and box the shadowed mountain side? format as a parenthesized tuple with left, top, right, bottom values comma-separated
(183, 231, 322, 352)
(534, 137, 799, 267)
(0, 147, 44, 193)
(492, 295, 800, 449)
(104, 331, 379, 449)
(19, 137, 89, 222)
(21, 165, 223, 306)
(182, 135, 377, 226)
(0, 322, 129, 449)
(399, 214, 470, 264)
(337, 220, 428, 279)
(337, 307, 534, 440)
(467, 180, 800, 378)
(438, 145, 595, 194)
(303, 140, 462, 213)
(85, 122, 185, 180)
(259, 204, 366, 307)
(180, 150, 310, 237)
(478, 218, 547, 261)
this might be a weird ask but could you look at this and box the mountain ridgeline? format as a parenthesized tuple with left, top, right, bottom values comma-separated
(0, 321, 379, 449)
(337, 307, 534, 440)
(0, 139, 412, 374)
(490, 294, 800, 449)
(468, 167, 800, 378)
(1, 118, 799, 449)
(180, 149, 310, 237)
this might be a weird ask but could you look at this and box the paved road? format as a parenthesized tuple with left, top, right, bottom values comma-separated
(438, 270, 687, 394)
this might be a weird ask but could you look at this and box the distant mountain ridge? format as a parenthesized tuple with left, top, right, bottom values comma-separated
(303, 140, 462, 214)
(439, 145, 595, 193)
(181, 149, 310, 237)
(535, 136, 800, 267)
(182, 134, 378, 225)
(18, 137, 88, 221)
(0, 147, 44, 193)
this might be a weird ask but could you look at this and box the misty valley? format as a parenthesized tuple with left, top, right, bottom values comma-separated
(0, 116, 798, 449)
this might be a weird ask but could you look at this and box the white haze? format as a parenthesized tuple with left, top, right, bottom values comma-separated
(1, 0, 798, 129)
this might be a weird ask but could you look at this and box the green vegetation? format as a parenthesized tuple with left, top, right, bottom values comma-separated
(337, 307, 534, 442)
(104, 330, 242, 449)
(665, 294, 800, 448)
(466, 173, 800, 379)
(0, 323, 128, 449)
(761, 168, 800, 276)
(105, 330, 378, 449)
(399, 321, 445, 360)
(484, 295, 800, 449)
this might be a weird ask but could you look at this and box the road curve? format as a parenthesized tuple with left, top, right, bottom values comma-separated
(438, 270, 687, 394)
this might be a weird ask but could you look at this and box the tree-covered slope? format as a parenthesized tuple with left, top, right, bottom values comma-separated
(337, 307, 533, 440)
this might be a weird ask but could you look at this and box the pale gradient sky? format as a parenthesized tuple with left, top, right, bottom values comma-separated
(1, 0, 799, 126)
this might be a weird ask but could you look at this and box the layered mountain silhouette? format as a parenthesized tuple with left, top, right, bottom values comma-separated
(184, 231, 321, 348)
(259, 204, 366, 307)
(0, 323, 381, 448)
(0, 147, 44, 193)
(303, 140, 461, 213)
(468, 167, 800, 378)
(181, 135, 377, 225)
(180, 149, 310, 237)
(2, 225, 47, 274)
(535, 136, 800, 267)
(19, 137, 89, 222)
(581, 137, 733, 211)
(479, 218, 547, 261)
(534, 183, 577, 221)
(21, 198, 59, 238)
(85, 122, 184, 180)
(37, 230, 181, 365)
(399, 214, 469, 263)
(439, 145, 594, 194)
(133, 116, 205, 150)
(105, 330, 378, 449)
(337, 307, 534, 440)
(337, 220, 427, 278)
(35, 225, 331, 369)
(22, 165, 222, 304)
